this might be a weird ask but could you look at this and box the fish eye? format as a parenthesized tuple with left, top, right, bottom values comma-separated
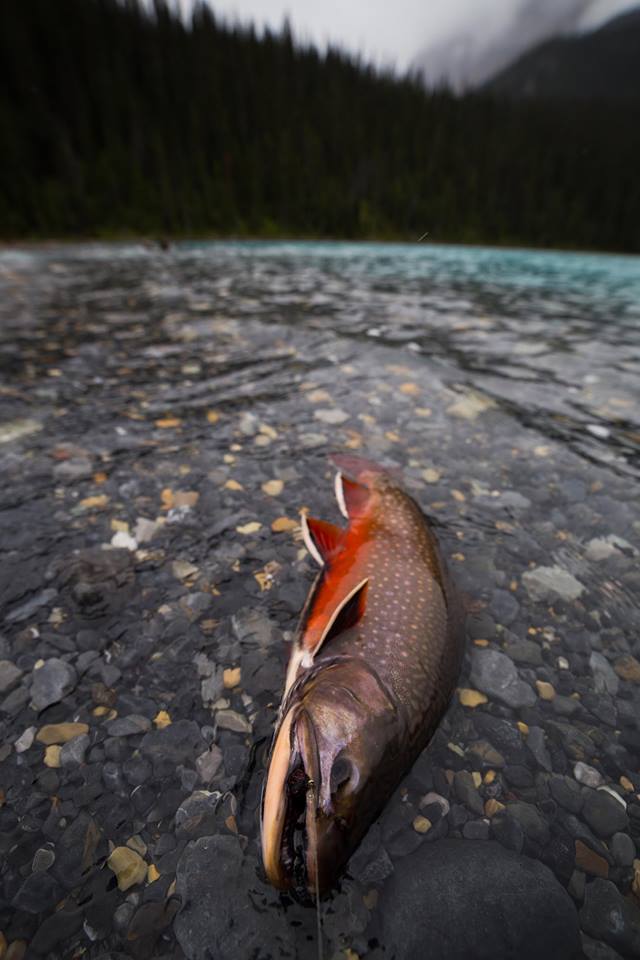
(330, 756, 355, 795)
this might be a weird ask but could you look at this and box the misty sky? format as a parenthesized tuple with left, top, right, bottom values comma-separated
(196, 0, 636, 86)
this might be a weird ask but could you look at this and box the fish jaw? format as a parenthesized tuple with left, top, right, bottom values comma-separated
(261, 658, 401, 897)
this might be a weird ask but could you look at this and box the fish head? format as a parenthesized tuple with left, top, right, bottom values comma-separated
(261, 656, 400, 898)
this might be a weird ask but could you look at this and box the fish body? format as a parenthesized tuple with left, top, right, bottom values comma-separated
(261, 455, 463, 896)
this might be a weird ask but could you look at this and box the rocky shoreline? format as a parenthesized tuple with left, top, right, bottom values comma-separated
(0, 244, 639, 959)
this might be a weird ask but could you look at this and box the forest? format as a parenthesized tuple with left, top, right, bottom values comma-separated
(1, 0, 639, 252)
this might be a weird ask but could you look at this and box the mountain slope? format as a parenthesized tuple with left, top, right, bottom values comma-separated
(485, 7, 640, 101)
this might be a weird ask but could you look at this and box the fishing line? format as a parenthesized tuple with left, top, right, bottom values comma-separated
(306, 778, 324, 960)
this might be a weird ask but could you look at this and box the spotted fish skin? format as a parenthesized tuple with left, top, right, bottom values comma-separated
(298, 463, 463, 748)
(261, 455, 464, 895)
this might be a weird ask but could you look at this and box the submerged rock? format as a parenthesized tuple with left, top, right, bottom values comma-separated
(469, 648, 536, 709)
(30, 658, 77, 710)
(175, 834, 294, 960)
(522, 565, 584, 602)
(381, 840, 582, 959)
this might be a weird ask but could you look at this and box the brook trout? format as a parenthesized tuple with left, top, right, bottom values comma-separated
(261, 455, 463, 897)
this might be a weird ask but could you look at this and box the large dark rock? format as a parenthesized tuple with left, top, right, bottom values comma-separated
(580, 878, 640, 958)
(381, 840, 582, 960)
(174, 835, 295, 960)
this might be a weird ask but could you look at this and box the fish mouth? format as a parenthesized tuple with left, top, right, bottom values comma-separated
(261, 705, 323, 898)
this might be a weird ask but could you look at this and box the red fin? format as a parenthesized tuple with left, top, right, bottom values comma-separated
(302, 515, 342, 566)
(324, 578, 368, 643)
(336, 473, 371, 519)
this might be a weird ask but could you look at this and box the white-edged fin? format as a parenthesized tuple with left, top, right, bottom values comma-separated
(334, 471, 348, 519)
(310, 577, 369, 659)
(284, 644, 307, 697)
(261, 709, 295, 889)
(301, 512, 324, 567)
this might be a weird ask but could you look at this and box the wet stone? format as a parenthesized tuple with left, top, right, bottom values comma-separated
(490, 589, 520, 626)
(11, 871, 63, 914)
(580, 878, 640, 957)
(195, 744, 223, 783)
(589, 653, 620, 697)
(106, 714, 152, 736)
(381, 840, 581, 960)
(582, 790, 628, 838)
(175, 834, 294, 960)
(463, 819, 490, 840)
(522, 565, 584, 602)
(30, 658, 77, 710)
(506, 640, 543, 667)
(575, 762, 604, 788)
(469, 648, 536, 709)
(610, 831, 636, 867)
(453, 770, 484, 816)
(506, 802, 550, 847)
(0, 660, 23, 695)
(549, 775, 584, 814)
(140, 719, 206, 764)
(59, 734, 89, 766)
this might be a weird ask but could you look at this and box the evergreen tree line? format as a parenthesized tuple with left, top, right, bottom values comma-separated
(1, 0, 639, 251)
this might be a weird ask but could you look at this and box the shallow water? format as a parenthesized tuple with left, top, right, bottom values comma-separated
(0, 241, 639, 959)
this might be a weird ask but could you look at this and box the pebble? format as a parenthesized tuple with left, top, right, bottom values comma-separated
(536, 680, 555, 701)
(463, 819, 490, 840)
(469, 648, 536, 709)
(215, 709, 251, 734)
(314, 408, 349, 424)
(14, 726, 36, 752)
(6, 588, 57, 623)
(413, 816, 432, 834)
(574, 841, 609, 878)
(0, 660, 23, 695)
(613, 655, 640, 683)
(522, 565, 584, 602)
(580, 878, 640, 956)
(11, 871, 63, 913)
(106, 714, 152, 736)
(574, 762, 604, 789)
(610, 832, 636, 867)
(36, 722, 89, 744)
(526, 726, 552, 771)
(549, 775, 584, 814)
(195, 745, 223, 783)
(582, 790, 629, 838)
(505, 801, 550, 847)
(30, 658, 77, 710)
(44, 745, 62, 767)
(140, 720, 206, 764)
(60, 733, 90, 766)
(453, 770, 484, 816)
(107, 847, 147, 891)
(458, 688, 488, 708)
(589, 652, 620, 696)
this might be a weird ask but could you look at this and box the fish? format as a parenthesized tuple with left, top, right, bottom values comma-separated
(261, 454, 464, 898)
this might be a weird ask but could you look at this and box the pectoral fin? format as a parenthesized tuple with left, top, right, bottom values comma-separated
(307, 577, 369, 658)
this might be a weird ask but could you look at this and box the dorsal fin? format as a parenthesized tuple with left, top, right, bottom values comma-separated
(305, 577, 369, 660)
(335, 471, 370, 520)
(301, 514, 343, 567)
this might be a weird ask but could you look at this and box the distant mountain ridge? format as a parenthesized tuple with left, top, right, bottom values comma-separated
(484, 6, 640, 101)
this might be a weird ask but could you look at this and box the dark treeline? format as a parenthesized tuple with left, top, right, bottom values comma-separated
(1, 0, 639, 251)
